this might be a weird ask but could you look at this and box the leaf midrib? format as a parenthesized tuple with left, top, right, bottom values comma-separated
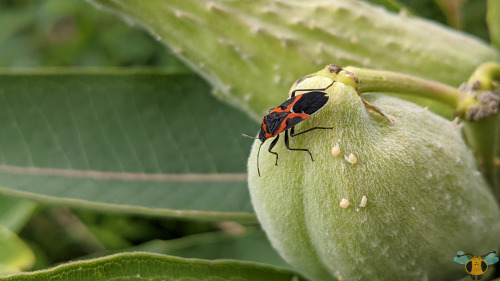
(0, 165, 247, 182)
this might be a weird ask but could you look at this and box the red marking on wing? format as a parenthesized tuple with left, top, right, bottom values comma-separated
(274, 118, 288, 136)
(271, 113, 309, 137)
(269, 95, 304, 114)
(287, 113, 309, 119)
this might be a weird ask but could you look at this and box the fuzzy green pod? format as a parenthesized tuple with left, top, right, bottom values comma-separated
(247, 69, 500, 281)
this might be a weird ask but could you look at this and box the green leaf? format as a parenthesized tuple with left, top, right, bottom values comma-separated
(87, 0, 499, 117)
(0, 224, 35, 275)
(488, 0, 500, 50)
(128, 229, 290, 269)
(0, 194, 35, 233)
(461, 0, 489, 41)
(0, 69, 256, 222)
(0, 252, 307, 281)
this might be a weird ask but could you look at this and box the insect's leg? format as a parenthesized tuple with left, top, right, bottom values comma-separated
(291, 81, 335, 97)
(284, 130, 314, 161)
(289, 126, 332, 137)
(268, 135, 280, 166)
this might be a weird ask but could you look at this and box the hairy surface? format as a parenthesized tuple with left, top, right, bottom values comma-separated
(248, 77, 500, 281)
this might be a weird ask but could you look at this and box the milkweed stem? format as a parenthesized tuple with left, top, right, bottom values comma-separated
(344, 66, 477, 116)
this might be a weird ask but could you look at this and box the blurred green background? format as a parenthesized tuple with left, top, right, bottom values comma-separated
(0, 0, 187, 68)
(0, 0, 488, 69)
(0, 0, 218, 271)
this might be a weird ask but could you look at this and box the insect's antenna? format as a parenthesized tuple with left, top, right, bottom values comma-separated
(325, 81, 335, 91)
(257, 141, 263, 177)
(481, 251, 497, 258)
(457, 253, 474, 258)
(242, 133, 263, 176)
(291, 81, 335, 97)
(242, 133, 259, 139)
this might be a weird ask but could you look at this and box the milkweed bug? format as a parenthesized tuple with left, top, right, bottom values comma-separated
(244, 65, 395, 177)
(243, 81, 335, 176)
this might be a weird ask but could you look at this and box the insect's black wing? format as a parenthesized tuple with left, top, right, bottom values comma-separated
(292, 91, 329, 115)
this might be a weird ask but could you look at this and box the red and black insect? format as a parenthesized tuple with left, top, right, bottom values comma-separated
(243, 81, 335, 176)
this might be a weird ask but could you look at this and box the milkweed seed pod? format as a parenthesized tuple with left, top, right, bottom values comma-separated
(247, 67, 500, 281)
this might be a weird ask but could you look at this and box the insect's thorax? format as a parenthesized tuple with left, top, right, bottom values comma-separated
(262, 112, 289, 138)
